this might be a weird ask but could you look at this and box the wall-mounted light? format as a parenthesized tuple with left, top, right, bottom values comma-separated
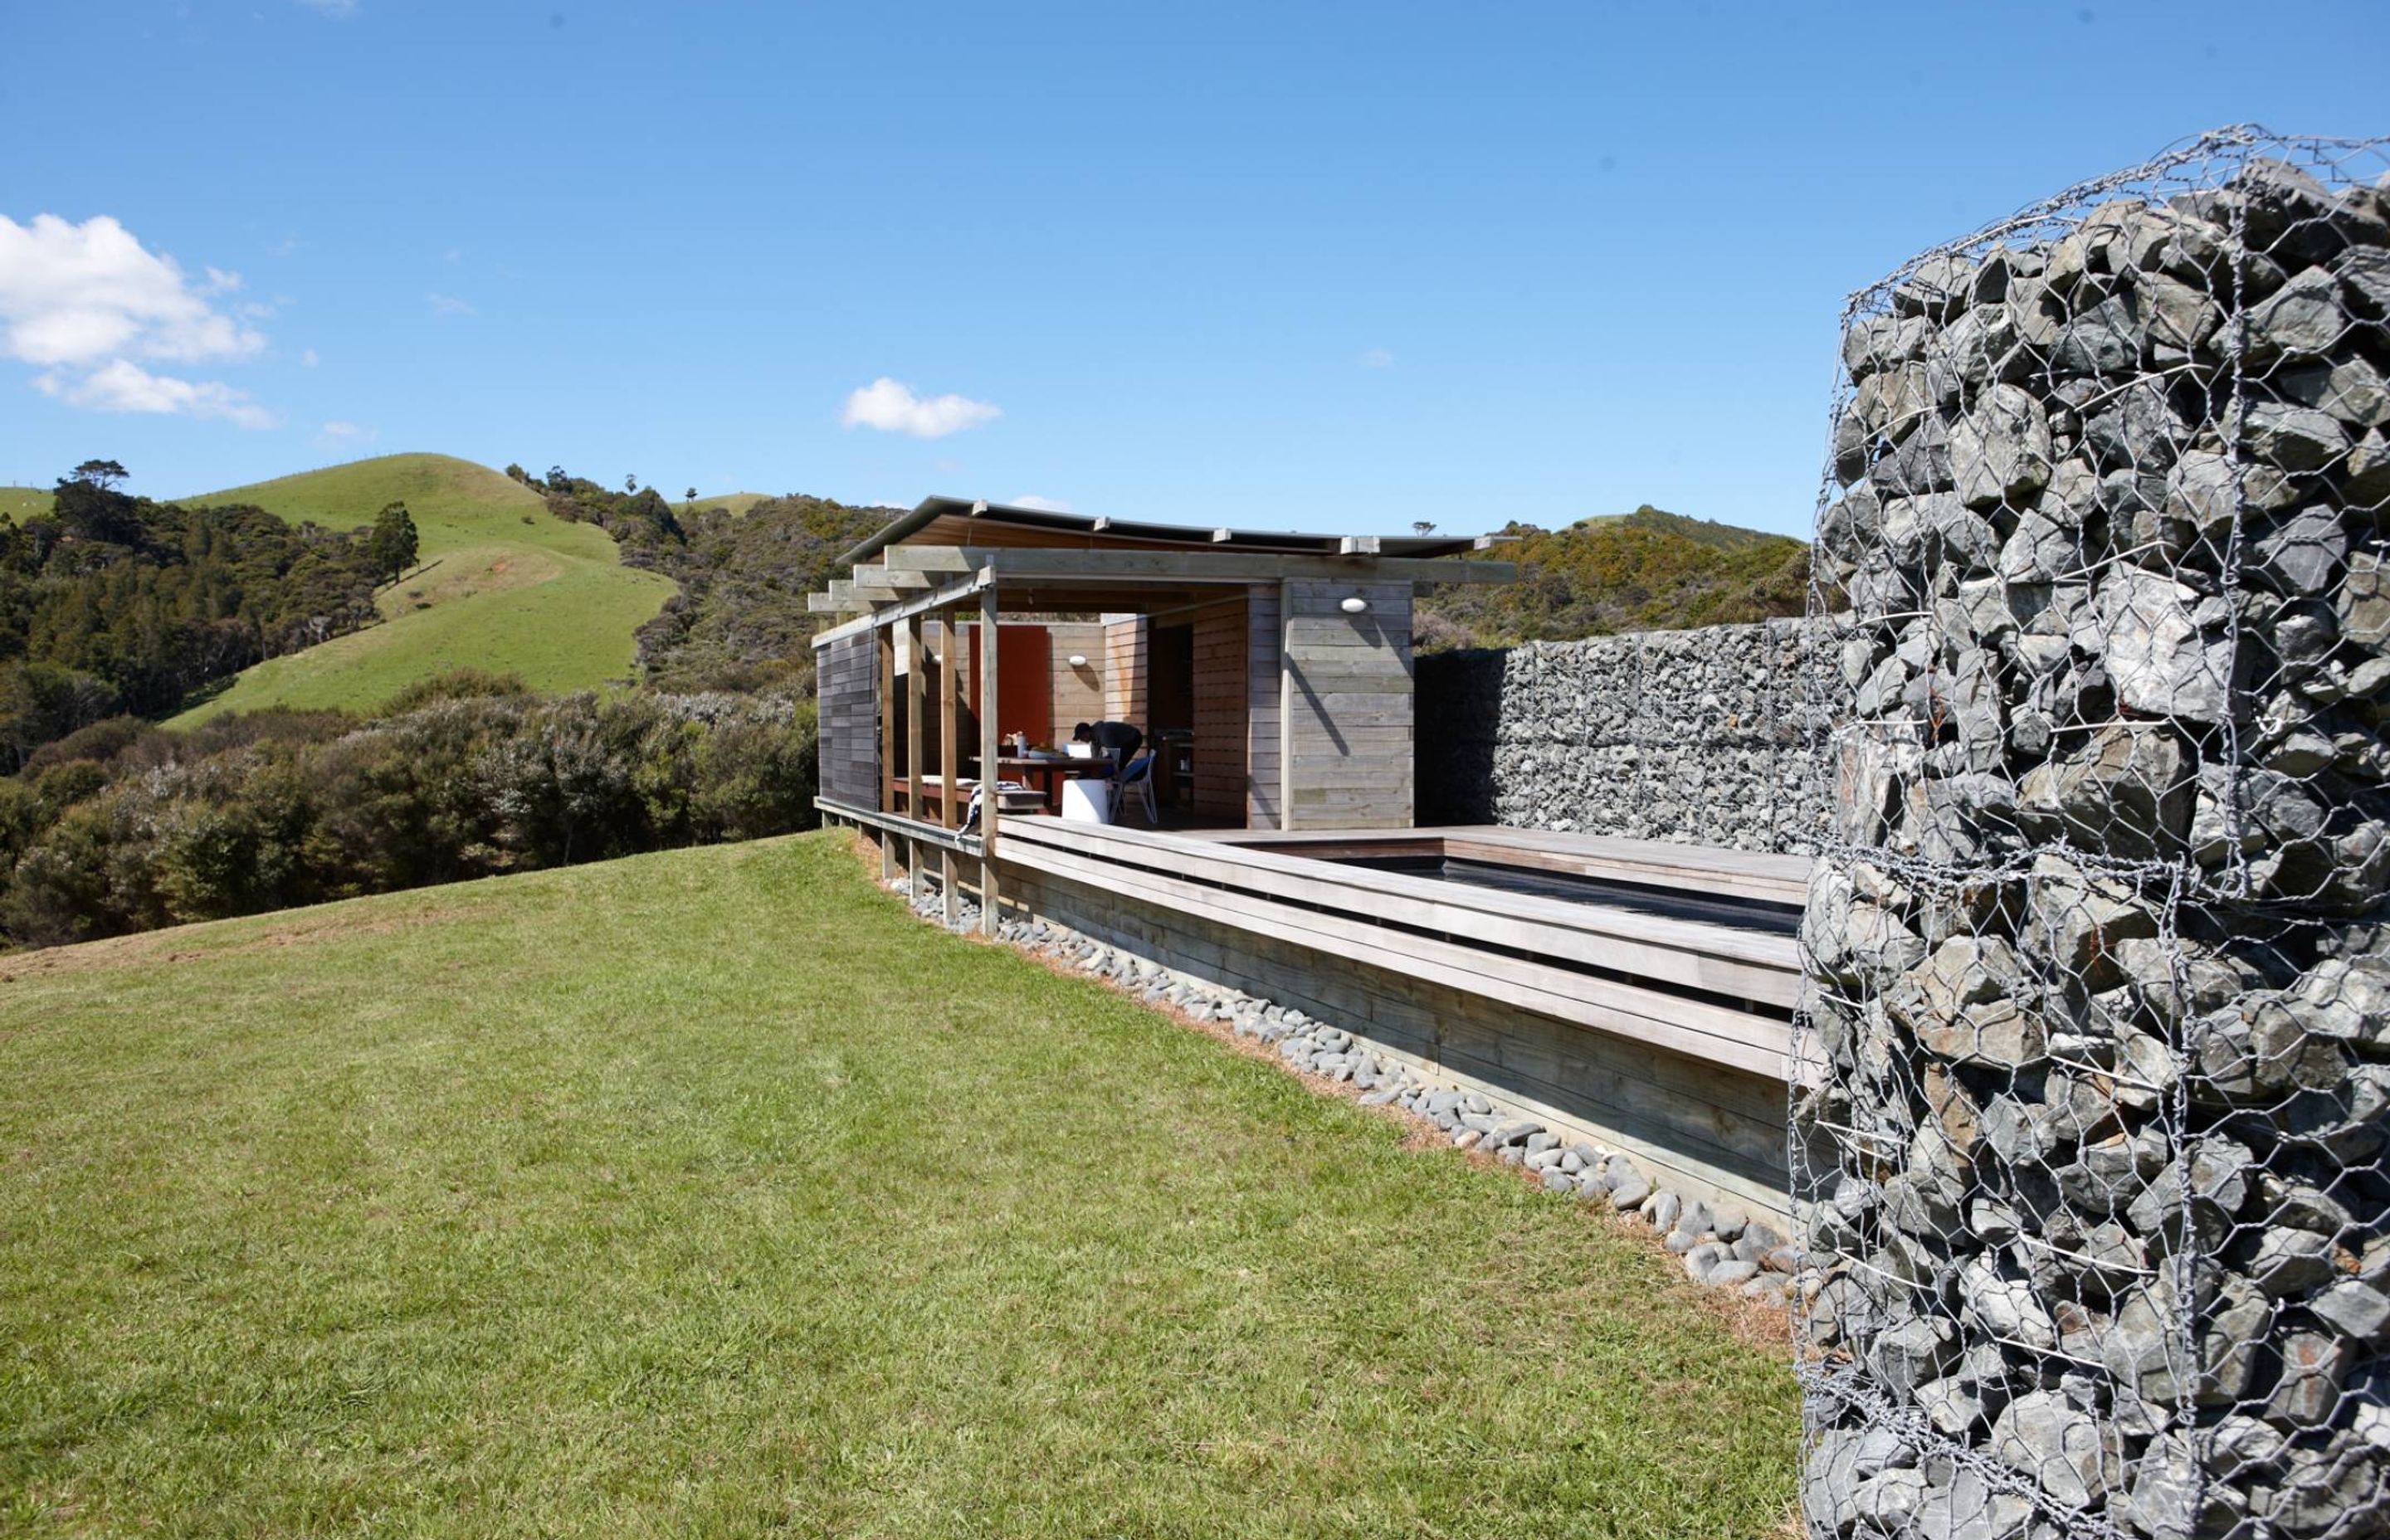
(1068, 654, 1090, 668)
(1339, 595, 1369, 614)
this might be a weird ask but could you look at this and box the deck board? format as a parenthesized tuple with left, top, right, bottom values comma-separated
(1191, 824, 1810, 907)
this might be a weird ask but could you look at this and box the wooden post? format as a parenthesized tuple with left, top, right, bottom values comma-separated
(939, 611, 960, 928)
(978, 582, 1000, 935)
(905, 610, 925, 895)
(1277, 578, 1295, 832)
(877, 617, 897, 883)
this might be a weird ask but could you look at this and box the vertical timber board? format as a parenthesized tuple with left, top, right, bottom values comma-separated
(1102, 616, 1149, 726)
(939, 612, 960, 926)
(1046, 621, 1107, 737)
(1282, 580, 1413, 831)
(818, 631, 879, 808)
(1190, 595, 1247, 822)
(905, 612, 925, 888)
(877, 621, 897, 882)
(1246, 583, 1284, 830)
(978, 582, 1001, 934)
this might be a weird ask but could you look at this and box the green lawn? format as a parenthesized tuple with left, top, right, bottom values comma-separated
(0, 833, 1796, 1538)
(168, 454, 674, 724)
(0, 485, 51, 520)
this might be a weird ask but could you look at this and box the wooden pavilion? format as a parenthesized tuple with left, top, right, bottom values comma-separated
(807, 496, 1515, 933)
(807, 496, 1807, 1222)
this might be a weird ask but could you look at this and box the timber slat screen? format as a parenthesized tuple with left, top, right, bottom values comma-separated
(820, 632, 878, 808)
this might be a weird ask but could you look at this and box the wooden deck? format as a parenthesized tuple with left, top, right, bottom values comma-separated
(986, 816, 1802, 1218)
(1190, 825, 1811, 908)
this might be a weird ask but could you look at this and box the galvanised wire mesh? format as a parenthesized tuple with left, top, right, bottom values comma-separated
(1794, 127, 2390, 1540)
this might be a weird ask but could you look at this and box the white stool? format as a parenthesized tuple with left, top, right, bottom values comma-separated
(1061, 778, 1113, 824)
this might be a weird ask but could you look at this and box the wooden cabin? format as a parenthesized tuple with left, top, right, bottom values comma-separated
(808, 497, 1516, 866)
(808, 497, 1808, 1223)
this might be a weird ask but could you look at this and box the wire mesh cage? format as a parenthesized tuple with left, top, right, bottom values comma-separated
(1795, 126, 2390, 1539)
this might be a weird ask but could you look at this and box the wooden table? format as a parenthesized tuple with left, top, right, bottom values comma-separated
(992, 755, 1084, 814)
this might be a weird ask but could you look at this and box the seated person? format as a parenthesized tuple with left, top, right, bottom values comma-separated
(1071, 719, 1144, 776)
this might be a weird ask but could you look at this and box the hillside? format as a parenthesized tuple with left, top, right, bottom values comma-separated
(0, 486, 51, 519)
(1417, 504, 1809, 650)
(683, 491, 768, 516)
(0, 832, 1795, 1536)
(168, 454, 674, 724)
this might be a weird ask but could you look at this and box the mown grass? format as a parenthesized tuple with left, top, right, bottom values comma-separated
(0, 832, 1797, 1538)
(168, 454, 673, 724)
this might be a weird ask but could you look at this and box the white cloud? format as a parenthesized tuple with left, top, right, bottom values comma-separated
(319, 419, 376, 446)
(427, 291, 476, 317)
(840, 377, 1001, 438)
(297, 0, 358, 16)
(1010, 495, 1072, 513)
(300, 347, 319, 367)
(0, 213, 276, 426)
(1358, 346, 1394, 368)
(0, 213, 267, 367)
(37, 358, 278, 429)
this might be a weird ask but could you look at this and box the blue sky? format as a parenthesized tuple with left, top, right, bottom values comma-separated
(2, 1, 2385, 537)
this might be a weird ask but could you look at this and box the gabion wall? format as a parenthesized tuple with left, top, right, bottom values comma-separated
(1797, 129, 2390, 1539)
(1415, 621, 1827, 853)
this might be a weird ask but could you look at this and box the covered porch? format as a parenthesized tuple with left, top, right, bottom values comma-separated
(807, 497, 1514, 933)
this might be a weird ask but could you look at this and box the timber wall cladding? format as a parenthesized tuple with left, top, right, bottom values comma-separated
(1191, 597, 1248, 821)
(1282, 580, 1415, 830)
(1000, 862, 1792, 1218)
(821, 631, 878, 807)
(1045, 621, 1107, 736)
(1101, 616, 1147, 726)
(1246, 585, 1284, 829)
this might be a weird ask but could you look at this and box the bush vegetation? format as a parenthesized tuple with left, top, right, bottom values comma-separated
(0, 674, 817, 948)
(0, 461, 393, 767)
(1417, 505, 1809, 650)
(526, 466, 891, 693)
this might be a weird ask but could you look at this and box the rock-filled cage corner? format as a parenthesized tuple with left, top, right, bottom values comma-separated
(1795, 129, 2390, 1538)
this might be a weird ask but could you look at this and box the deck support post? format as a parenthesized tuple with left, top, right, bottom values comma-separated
(978, 579, 1000, 935)
(877, 620, 897, 884)
(905, 610, 925, 899)
(939, 610, 960, 928)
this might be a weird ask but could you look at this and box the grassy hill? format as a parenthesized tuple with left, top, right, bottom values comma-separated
(1417, 504, 1809, 649)
(0, 485, 51, 520)
(167, 454, 674, 725)
(682, 491, 768, 517)
(0, 831, 1795, 1536)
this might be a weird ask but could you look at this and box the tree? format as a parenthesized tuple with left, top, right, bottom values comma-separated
(52, 466, 143, 544)
(504, 463, 527, 482)
(367, 501, 419, 582)
(685, 487, 698, 503)
(1412, 520, 1437, 535)
(624, 475, 638, 493)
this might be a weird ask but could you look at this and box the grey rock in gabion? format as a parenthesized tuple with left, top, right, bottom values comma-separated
(1417, 619, 1828, 855)
(1798, 130, 2390, 1539)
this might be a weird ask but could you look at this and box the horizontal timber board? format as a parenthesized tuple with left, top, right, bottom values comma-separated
(995, 831, 1790, 1075)
(1001, 817, 1800, 979)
